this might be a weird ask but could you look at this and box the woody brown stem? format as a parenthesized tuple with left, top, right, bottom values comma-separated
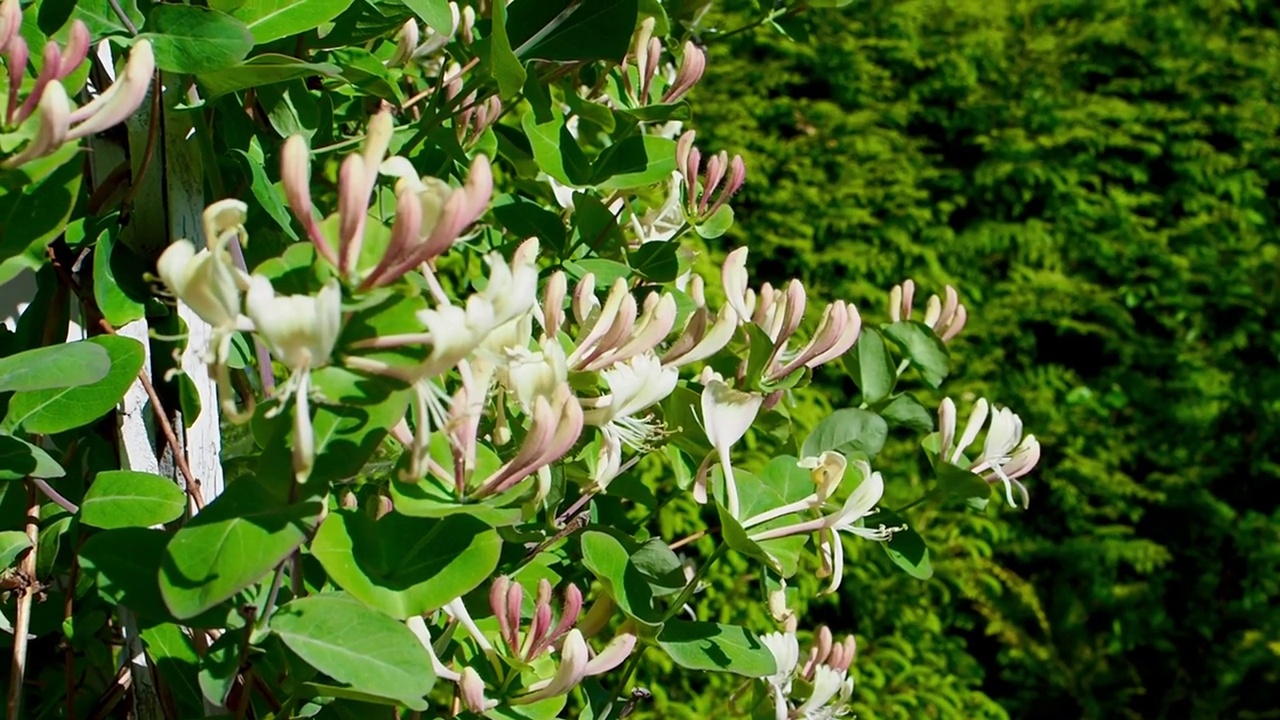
(7, 481, 40, 719)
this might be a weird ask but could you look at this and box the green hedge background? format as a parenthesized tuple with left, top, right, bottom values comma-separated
(646, 0, 1280, 717)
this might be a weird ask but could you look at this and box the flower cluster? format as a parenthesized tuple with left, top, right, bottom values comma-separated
(938, 397, 1041, 508)
(761, 626, 858, 720)
(0, 2, 153, 169)
(408, 578, 637, 713)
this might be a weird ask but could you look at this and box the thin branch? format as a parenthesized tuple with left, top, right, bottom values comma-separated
(7, 482, 40, 719)
(106, 0, 138, 35)
(32, 477, 79, 514)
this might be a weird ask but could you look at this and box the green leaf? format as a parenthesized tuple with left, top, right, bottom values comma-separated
(72, 0, 144, 37)
(140, 624, 203, 715)
(0, 531, 31, 568)
(4, 336, 146, 435)
(401, 0, 453, 29)
(694, 205, 733, 239)
(878, 508, 931, 579)
(139, 5, 254, 74)
(93, 228, 147, 327)
(270, 593, 435, 710)
(491, 195, 567, 256)
(231, 0, 355, 44)
(0, 435, 64, 480)
(233, 148, 298, 239)
(801, 408, 889, 460)
(878, 394, 934, 432)
(0, 159, 82, 284)
(572, 194, 625, 255)
(0, 342, 109, 394)
(845, 328, 895, 404)
(80, 471, 187, 530)
(629, 241, 680, 283)
(580, 530, 664, 626)
(311, 511, 502, 619)
(159, 476, 323, 620)
(657, 620, 777, 677)
(935, 463, 992, 503)
(594, 136, 677, 190)
(199, 629, 242, 707)
(485, 0, 526, 98)
(80, 528, 180, 624)
(882, 321, 950, 388)
(521, 112, 592, 186)
(507, 0, 638, 62)
(328, 47, 404, 102)
(198, 54, 341, 98)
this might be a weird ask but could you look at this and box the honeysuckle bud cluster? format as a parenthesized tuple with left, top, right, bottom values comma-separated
(938, 397, 1041, 508)
(676, 130, 746, 223)
(722, 247, 861, 386)
(761, 626, 858, 720)
(278, 110, 493, 290)
(889, 278, 968, 343)
(0, 3, 153, 169)
(386, 2, 474, 69)
(414, 579, 637, 713)
(444, 76, 502, 148)
(621, 17, 707, 107)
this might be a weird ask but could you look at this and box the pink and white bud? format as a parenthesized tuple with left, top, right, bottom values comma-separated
(280, 135, 337, 265)
(13, 41, 61, 125)
(458, 667, 495, 712)
(387, 20, 420, 67)
(337, 154, 368, 273)
(0, 0, 21, 53)
(888, 279, 915, 322)
(5, 34, 28, 125)
(56, 21, 90, 79)
(67, 40, 154, 140)
(583, 632, 638, 675)
(630, 17, 656, 99)
(641, 37, 661, 101)
(721, 247, 754, 324)
(2, 79, 69, 169)
(540, 270, 567, 337)
(662, 42, 706, 103)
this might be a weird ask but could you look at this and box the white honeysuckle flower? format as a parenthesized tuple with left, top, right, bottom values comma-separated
(504, 341, 568, 412)
(801, 451, 848, 504)
(699, 373, 764, 518)
(795, 664, 854, 720)
(244, 278, 342, 373)
(937, 397, 1040, 508)
(762, 631, 800, 720)
(156, 199, 251, 331)
(583, 353, 678, 446)
(721, 247, 756, 324)
(630, 171, 686, 243)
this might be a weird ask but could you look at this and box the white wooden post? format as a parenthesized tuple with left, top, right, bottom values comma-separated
(89, 42, 226, 717)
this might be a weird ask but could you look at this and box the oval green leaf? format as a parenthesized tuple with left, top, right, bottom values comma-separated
(311, 511, 502, 619)
(4, 335, 145, 435)
(270, 593, 435, 710)
(140, 5, 253, 74)
(656, 620, 777, 677)
(80, 471, 186, 530)
(0, 342, 110, 393)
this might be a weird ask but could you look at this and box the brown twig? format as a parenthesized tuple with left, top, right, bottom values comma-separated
(7, 481, 40, 719)
(668, 530, 708, 551)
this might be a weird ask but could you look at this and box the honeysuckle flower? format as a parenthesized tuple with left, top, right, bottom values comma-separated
(937, 398, 1040, 508)
(405, 615, 461, 682)
(457, 667, 496, 713)
(741, 451, 846, 531)
(629, 171, 686, 244)
(662, 42, 707, 103)
(503, 340, 568, 413)
(583, 353, 678, 448)
(760, 627, 857, 720)
(3, 28, 152, 168)
(244, 278, 342, 481)
(64, 38, 153, 140)
(751, 460, 898, 594)
(721, 247, 757, 324)
(889, 279, 967, 342)
(698, 374, 764, 517)
(766, 301, 861, 382)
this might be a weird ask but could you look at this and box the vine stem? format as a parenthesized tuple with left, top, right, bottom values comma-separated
(32, 477, 79, 514)
(662, 543, 728, 622)
(601, 646, 646, 720)
(7, 481, 40, 719)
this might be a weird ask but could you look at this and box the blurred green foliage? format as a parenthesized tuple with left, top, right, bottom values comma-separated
(644, 0, 1280, 717)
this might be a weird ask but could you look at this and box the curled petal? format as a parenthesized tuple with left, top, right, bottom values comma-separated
(56, 21, 90, 79)
(583, 632, 637, 676)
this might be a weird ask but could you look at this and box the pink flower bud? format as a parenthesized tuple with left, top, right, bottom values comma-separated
(662, 41, 706, 103)
(458, 667, 493, 713)
(67, 39, 154, 139)
(13, 41, 59, 125)
(2, 80, 69, 169)
(5, 35, 28, 124)
(700, 151, 727, 214)
(280, 135, 337, 265)
(57, 21, 90, 80)
(337, 154, 367, 274)
(641, 36, 661, 101)
(541, 270, 567, 337)
(0, 0, 21, 54)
